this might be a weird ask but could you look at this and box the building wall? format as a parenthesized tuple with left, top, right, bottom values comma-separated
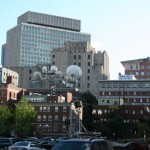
(121, 57, 150, 79)
(24, 93, 82, 137)
(5, 25, 21, 67)
(97, 80, 150, 105)
(17, 11, 81, 31)
(52, 41, 110, 96)
(0, 83, 25, 104)
(3, 11, 91, 67)
(0, 67, 19, 86)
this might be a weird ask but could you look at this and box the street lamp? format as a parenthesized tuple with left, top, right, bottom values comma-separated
(65, 118, 70, 138)
(144, 130, 146, 141)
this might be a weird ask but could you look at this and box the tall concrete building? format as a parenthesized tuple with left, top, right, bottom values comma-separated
(121, 57, 150, 80)
(52, 41, 110, 96)
(2, 11, 91, 67)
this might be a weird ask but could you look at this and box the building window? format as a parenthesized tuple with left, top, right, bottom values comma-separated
(39, 107, 42, 112)
(140, 98, 143, 103)
(107, 100, 109, 103)
(138, 83, 143, 88)
(102, 92, 105, 95)
(43, 115, 46, 121)
(134, 98, 136, 102)
(78, 62, 81, 66)
(140, 110, 143, 114)
(87, 83, 90, 88)
(63, 107, 67, 112)
(130, 64, 133, 70)
(54, 125, 58, 131)
(13, 93, 15, 98)
(147, 98, 149, 102)
(62, 125, 66, 132)
(37, 115, 41, 121)
(132, 110, 135, 114)
(74, 55, 76, 60)
(88, 55, 90, 59)
(47, 107, 50, 112)
(62, 115, 66, 121)
(53, 55, 55, 58)
(87, 69, 90, 73)
(132, 83, 137, 88)
(37, 125, 41, 131)
(88, 62, 90, 66)
(136, 64, 138, 69)
(55, 107, 58, 112)
(134, 91, 136, 95)
(141, 72, 144, 76)
(135, 72, 139, 75)
(54, 115, 58, 121)
(43, 107, 47, 112)
(48, 115, 52, 121)
(78, 55, 81, 59)
(29, 70, 32, 74)
(87, 76, 90, 80)
(141, 65, 144, 69)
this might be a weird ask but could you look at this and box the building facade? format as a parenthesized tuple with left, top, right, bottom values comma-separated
(52, 41, 110, 96)
(0, 67, 19, 86)
(121, 57, 150, 79)
(24, 92, 83, 137)
(2, 11, 91, 67)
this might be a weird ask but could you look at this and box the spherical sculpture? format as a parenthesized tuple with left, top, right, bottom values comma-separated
(66, 65, 82, 79)
(42, 66, 47, 73)
(33, 71, 42, 80)
(50, 65, 58, 74)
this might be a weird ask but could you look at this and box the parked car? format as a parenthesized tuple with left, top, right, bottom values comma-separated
(51, 138, 113, 150)
(39, 141, 55, 149)
(122, 141, 149, 150)
(55, 136, 68, 143)
(8, 141, 46, 150)
(0, 138, 13, 149)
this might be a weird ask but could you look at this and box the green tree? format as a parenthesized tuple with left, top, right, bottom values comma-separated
(0, 105, 13, 136)
(138, 123, 148, 138)
(15, 97, 37, 137)
(79, 91, 98, 131)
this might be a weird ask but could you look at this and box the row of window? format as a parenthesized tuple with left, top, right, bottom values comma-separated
(74, 55, 90, 60)
(37, 124, 66, 132)
(37, 115, 69, 122)
(130, 64, 150, 70)
(38, 106, 67, 112)
(101, 82, 150, 88)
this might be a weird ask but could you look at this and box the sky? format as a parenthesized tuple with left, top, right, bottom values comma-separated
(1, 0, 150, 79)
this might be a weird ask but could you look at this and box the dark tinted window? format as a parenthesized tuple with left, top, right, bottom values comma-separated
(52, 141, 91, 150)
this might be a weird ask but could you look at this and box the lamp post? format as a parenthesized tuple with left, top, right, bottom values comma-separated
(144, 130, 146, 141)
(65, 118, 70, 138)
(92, 109, 102, 132)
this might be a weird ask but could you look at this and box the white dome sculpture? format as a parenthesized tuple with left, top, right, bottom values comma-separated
(33, 71, 42, 80)
(50, 65, 58, 74)
(42, 66, 47, 73)
(56, 71, 63, 76)
(66, 65, 82, 79)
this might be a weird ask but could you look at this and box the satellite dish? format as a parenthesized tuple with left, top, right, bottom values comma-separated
(33, 71, 42, 80)
(56, 71, 63, 76)
(66, 65, 82, 79)
(50, 65, 58, 74)
(42, 66, 47, 73)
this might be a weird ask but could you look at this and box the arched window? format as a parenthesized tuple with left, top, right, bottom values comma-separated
(130, 64, 133, 70)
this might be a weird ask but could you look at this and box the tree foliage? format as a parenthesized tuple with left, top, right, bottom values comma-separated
(79, 91, 98, 131)
(0, 105, 13, 136)
(15, 97, 37, 137)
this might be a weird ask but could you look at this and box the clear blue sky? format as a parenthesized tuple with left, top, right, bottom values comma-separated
(1, 0, 150, 79)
